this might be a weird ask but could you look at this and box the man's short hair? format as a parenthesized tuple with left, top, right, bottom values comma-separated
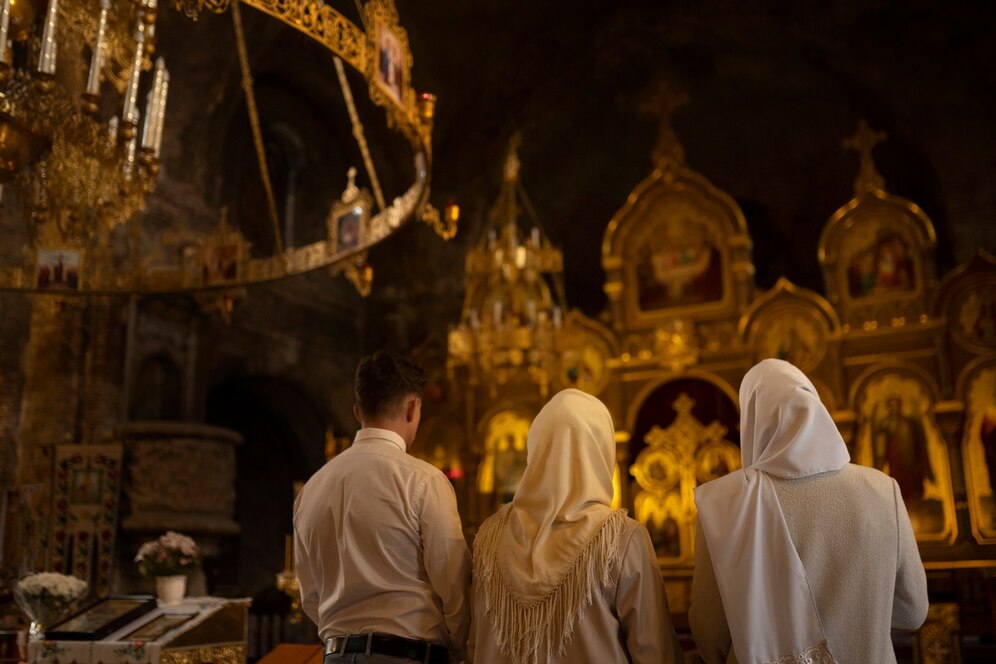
(354, 351, 428, 419)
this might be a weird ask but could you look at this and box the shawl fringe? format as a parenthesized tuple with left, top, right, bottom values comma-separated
(474, 505, 628, 664)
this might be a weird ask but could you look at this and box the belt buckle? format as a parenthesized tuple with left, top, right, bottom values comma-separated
(325, 636, 346, 656)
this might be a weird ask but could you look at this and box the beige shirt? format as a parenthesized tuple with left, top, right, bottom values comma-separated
(690, 464, 928, 664)
(294, 428, 472, 660)
(470, 517, 683, 664)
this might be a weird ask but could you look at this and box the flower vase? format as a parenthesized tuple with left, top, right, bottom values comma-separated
(155, 575, 186, 604)
(13, 585, 86, 639)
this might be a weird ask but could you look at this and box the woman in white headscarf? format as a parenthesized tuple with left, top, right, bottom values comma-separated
(690, 359, 928, 664)
(471, 388, 683, 664)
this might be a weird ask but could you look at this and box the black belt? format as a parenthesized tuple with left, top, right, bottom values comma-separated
(324, 634, 448, 664)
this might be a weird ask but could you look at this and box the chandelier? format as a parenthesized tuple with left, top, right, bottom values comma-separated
(0, 0, 452, 299)
(0, 0, 167, 254)
(447, 134, 567, 398)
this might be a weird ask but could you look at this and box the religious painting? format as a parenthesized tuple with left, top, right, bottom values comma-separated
(843, 221, 916, 299)
(35, 248, 81, 291)
(69, 468, 104, 505)
(555, 312, 614, 396)
(374, 22, 404, 104)
(327, 185, 372, 256)
(754, 311, 825, 372)
(635, 215, 722, 311)
(961, 365, 996, 544)
(46, 596, 157, 641)
(201, 243, 240, 286)
(199, 209, 249, 289)
(853, 373, 956, 543)
(476, 411, 530, 513)
(956, 285, 996, 350)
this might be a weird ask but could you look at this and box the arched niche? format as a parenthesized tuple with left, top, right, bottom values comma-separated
(819, 188, 938, 331)
(848, 361, 956, 544)
(955, 356, 996, 545)
(601, 164, 755, 333)
(626, 376, 739, 563)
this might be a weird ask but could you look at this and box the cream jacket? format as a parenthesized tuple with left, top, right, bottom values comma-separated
(690, 463, 928, 664)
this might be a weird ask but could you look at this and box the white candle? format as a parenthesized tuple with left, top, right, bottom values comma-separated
(140, 89, 155, 149)
(107, 116, 119, 145)
(140, 58, 165, 150)
(0, 0, 12, 65)
(153, 67, 169, 153)
(531, 227, 540, 247)
(85, 0, 112, 96)
(122, 132, 137, 180)
(38, 0, 59, 76)
(552, 306, 562, 329)
(121, 21, 147, 127)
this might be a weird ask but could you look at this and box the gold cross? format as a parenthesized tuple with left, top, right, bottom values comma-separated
(639, 80, 689, 168)
(843, 119, 886, 194)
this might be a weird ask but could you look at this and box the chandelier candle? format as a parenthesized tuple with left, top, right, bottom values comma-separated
(121, 20, 147, 138)
(141, 58, 165, 152)
(38, 0, 59, 79)
(0, 0, 11, 69)
(84, 0, 112, 105)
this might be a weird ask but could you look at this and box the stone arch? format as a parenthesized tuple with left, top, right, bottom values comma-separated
(206, 376, 328, 596)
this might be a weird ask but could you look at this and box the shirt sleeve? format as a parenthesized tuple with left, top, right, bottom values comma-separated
(293, 492, 321, 630)
(420, 473, 472, 662)
(689, 516, 733, 664)
(891, 479, 929, 630)
(616, 523, 684, 664)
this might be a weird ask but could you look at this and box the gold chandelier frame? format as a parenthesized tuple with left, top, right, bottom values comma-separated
(0, 0, 453, 296)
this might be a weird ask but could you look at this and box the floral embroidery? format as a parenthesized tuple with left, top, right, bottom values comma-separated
(113, 642, 147, 661)
(763, 642, 836, 664)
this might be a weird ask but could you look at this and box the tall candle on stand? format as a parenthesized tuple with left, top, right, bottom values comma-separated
(38, 0, 60, 78)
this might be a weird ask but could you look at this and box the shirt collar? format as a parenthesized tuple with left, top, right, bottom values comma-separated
(354, 427, 407, 452)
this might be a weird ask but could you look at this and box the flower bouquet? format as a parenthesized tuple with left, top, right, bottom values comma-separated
(14, 572, 88, 637)
(135, 531, 200, 578)
(135, 531, 199, 604)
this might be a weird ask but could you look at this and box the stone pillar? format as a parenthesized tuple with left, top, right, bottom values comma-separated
(14, 297, 87, 571)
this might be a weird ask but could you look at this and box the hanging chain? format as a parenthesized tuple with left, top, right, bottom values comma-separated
(231, 0, 284, 254)
(333, 56, 387, 211)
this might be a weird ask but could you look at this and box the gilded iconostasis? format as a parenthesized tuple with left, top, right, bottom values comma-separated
(0, 0, 994, 661)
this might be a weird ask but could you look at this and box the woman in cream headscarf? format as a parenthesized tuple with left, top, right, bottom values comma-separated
(471, 389, 682, 664)
(690, 359, 928, 664)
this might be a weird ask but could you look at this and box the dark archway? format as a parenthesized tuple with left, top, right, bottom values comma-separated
(206, 376, 327, 597)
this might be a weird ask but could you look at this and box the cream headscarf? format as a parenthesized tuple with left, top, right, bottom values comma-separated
(474, 388, 628, 664)
(694, 359, 850, 664)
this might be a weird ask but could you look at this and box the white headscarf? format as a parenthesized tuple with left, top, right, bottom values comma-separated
(474, 388, 628, 664)
(694, 359, 850, 664)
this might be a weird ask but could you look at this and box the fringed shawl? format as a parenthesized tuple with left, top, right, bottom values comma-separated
(474, 504, 628, 664)
(473, 388, 625, 664)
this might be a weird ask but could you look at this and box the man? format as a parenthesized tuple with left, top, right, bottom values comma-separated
(295, 352, 471, 663)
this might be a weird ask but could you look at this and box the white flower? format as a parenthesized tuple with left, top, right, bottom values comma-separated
(16, 573, 87, 599)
